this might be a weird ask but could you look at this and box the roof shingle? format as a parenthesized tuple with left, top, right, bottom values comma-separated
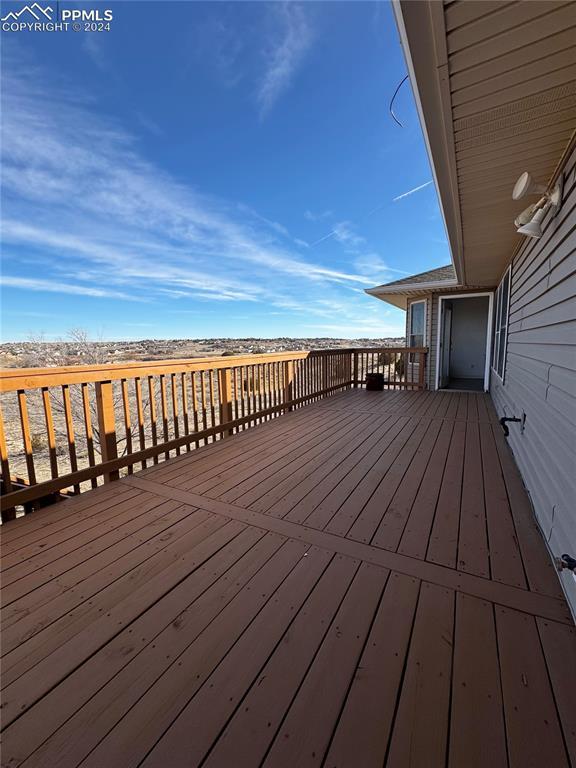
(372, 264, 456, 290)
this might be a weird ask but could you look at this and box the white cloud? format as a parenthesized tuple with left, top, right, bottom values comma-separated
(1, 64, 372, 311)
(0, 275, 142, 301)
(354, 254, 409, 280)
(310, 221, 365, 252)
(257, 3, 314, 118)
(82, 35, 109, 72)
(1, 51, 413, 339)
(304, 209, 333, 222)
(304, 322, 405, 337)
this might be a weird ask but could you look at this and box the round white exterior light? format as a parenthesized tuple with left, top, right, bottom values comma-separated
(512, 172, 546, 201)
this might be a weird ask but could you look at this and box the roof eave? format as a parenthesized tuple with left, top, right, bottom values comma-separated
(365, 279, 459, 295)
(392, 0, 465, 284)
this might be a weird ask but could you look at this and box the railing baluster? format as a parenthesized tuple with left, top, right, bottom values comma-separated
(190, 372, 200, 448)
(170, 373, 180, 457)
(41, 387, 58, 479)
(180, 372, 190, 451)
(62, 385, 80, 492)
(134, 378, 147, 470)
(200, 371, 208, 445)
(159, 375, 170, 460)
(148, 376, 159, 464)
(82, 383, 99, 484)
(120, 379, 133, 475)
(17, 390, 36, 487)
(239, 367, 246, 429)
(208, 370, 216, 441)
(259, 365, 264, 421)
(268, 363, 274, 419)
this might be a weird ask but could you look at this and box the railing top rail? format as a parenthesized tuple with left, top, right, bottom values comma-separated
(0, 347, 427, 392)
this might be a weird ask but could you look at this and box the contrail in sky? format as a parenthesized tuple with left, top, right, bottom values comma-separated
(310, 179, 434, 247)
(392, 179, 433, 202)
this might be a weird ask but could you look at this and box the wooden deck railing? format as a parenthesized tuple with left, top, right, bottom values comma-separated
(0, 347, 427, 518)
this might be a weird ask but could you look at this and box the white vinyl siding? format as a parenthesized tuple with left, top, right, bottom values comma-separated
(490, 144, 576, 616)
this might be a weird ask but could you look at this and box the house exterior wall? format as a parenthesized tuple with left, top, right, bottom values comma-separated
(490, 145, 576, 613)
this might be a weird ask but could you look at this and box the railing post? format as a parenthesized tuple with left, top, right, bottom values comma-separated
(353, 351, 359, 388)
(95, 381, 119, 482)
(322, 355, 328, 393)
(283, 360, 294, 412)
(402, 351, 408, 389)
(419, 351, 427, 390)
(218, 368, 234, 436)
(0, 408, 16, 522)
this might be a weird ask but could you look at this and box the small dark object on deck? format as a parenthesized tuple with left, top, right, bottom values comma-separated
(366, 373, 384, 391)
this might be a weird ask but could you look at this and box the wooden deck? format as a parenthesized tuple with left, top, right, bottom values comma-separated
(1, 389, 575, 768)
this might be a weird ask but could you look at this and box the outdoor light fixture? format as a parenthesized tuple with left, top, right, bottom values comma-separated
(513, 171, 563, 239)
(512, 172, 547, 200)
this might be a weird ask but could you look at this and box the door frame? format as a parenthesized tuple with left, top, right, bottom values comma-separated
(434, 292, 494, 392)
(438, 302, 452, 389)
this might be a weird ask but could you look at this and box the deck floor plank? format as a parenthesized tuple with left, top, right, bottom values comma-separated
(75, 540, 315, 768)
(385, 581, 455, 767)
(1, 388, 573, 768)
(1, 502, 204, 652)
(225, 413, 374, 508)
(281, 413, 403, 525)
(190, 409, 350, 498)
(396, 419, 454, 559)
(255, 415, 395, 518)
(1, 516, 242, 719)
(304, 416, 410, 533)
(456, 421, 490, 578)
(198, 555, 361, 768)
(261, 561, 389, 768)
(448, 592, 508, 768)
(2, 526, 279, 767)
(1, 498, 196, 619)
(141, 553, 360, 768)
(323, 571, 420, 768)
(371, 418, 443, 550)
(496, 605, 570, 767)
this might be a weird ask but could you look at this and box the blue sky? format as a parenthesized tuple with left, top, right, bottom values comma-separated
(0, 1, 449, 341)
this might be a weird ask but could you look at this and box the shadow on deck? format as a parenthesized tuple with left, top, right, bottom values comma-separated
(1, 389, 575, 767)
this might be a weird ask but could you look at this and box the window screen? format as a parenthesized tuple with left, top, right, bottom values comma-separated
(492, 268, 510, 380)
(409, 301, 425, 348)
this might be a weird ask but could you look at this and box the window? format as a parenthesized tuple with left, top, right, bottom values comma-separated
(492, 267, 511, 380)
(408, 300, 426, 349)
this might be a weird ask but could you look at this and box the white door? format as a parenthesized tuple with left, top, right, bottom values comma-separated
(438, 303, 452, 389)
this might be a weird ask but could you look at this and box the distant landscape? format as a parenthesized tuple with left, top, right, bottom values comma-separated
(0, 337, 405, 369)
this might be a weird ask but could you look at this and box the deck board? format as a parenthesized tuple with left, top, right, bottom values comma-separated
(1, 388, 574, 767)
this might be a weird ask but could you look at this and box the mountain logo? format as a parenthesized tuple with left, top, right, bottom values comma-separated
(1, 3, 53, 21)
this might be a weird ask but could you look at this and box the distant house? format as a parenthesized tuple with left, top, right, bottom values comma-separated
(367, 0, 576, 612)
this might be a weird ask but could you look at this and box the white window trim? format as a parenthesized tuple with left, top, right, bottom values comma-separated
(408, 298, 427, 349)
(491, 265, 512, 383)
(434, 292, 494, 392)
